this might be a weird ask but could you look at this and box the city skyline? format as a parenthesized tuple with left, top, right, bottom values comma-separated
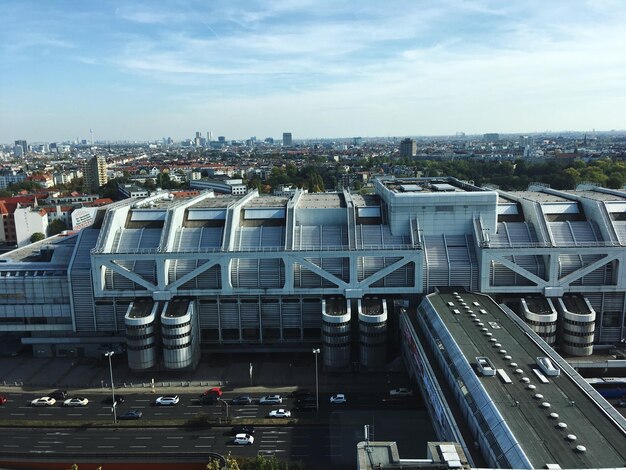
(2, 0, 626, 142)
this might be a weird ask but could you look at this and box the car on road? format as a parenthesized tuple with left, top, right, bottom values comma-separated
(199, 394, 219, 405)
(233, 433, 254, 445)
(119, 410, 143, 420)
(31, 397, 56, 407)
(330, 393, 347, 404)
(296, 396, 316, 405)
(231, 395, 252, 405)
(155, 395, 180, 406)
(259, 395, 282, 404)
(102, 395, 125, 405)
(389, 388, 413, 397)
(269, 408, 291, 418)
(203, 387, 222, 398)
(295, 403, 317, 412)
(231, 425, 255, 436)
(49, 390, 68, 400)
(290, 389, 312, 399)
(63, 397, 89, 407)
(0, 395, 7, 405)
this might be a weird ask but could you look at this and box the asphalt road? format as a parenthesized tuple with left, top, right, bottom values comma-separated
(0, 411, 434, 470)
(1, 390, 418, 422)
(0, 391, 432, 469)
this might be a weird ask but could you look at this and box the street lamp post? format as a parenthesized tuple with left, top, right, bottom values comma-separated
(312, 348, 320, 413)
(105, 351, 117, 424)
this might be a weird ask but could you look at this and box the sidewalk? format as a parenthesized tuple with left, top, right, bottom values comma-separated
(0, 354, 405, 396)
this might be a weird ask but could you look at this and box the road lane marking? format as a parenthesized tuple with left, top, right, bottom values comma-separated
(195, 445, 212, 448)
(4, 445, 19, 448)
(136, 437, 152, 440)
(10, 413, 25, 416)
(162, 445, 179, 448)
(103, 437, 120, 440)
(97, 446, 114, 449)
(199, 436, 214, 439)
(166, 436, 183, 439)
(130, 446, 146, 449)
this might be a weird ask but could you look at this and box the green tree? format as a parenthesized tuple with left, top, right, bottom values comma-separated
(30, 232, 45, 243)
(47, 219, 68, 236)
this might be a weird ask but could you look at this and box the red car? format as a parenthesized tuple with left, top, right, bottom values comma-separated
(0, 396, 7, 405)
(203, 387, 222, 398)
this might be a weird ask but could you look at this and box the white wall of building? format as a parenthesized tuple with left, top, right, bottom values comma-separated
(14, 206, 49, 247)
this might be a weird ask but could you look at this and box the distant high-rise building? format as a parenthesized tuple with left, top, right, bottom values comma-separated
(399, 138, 417, 158)
(218, 136, 226, 143)
(282, 132, 293, 146)
(265, 137, 274, 144)
(519, 135, 534, 147)
(483, 133, 500, 142)
(83, 155, 108, 192)
(13, 145, 24, 157)
(14, 140, 27, 155)
(195, 131, 201, 139)
(207, 131, 213, 142)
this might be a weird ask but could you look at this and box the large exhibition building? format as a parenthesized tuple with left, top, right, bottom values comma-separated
(1, 177, 625, 370)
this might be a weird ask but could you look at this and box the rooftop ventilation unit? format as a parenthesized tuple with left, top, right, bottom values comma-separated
(536, 357, 560, 377)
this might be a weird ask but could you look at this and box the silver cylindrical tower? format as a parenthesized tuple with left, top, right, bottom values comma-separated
(125, 299, 158, 370)
(321, 298, 351, 369)
(557, 296, 596, 356)
(521, 297, 557, 346)
(359, 298, 388, 369)
(161, 298, 197, 369)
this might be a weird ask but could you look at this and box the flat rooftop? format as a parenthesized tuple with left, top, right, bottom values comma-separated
(0, 233, 78, 265)
(523, 296, 554, 315)
(427, 291, 626, 469)
(509, 190, 575, 203)
(243, 196, 289, 209)
(564, 189, 626, 202)
(189, 195, 240, 209)
(164, 298, 190, 318)
(380, 178, 480, 194)
(127, 299, 154, 319)
(352, 194, 380, 208)
(299, 193, 345, 209)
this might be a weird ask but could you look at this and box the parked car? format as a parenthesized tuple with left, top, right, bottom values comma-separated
(389, 388, 413, 397)
(155, 395, 180, 406)
(203, 387, 223, 398)
(63, 397, 89, 407)
(231, 395, 252, 405)
(231, 425, 255, 436)
(0, 396, 7, 405)
(269, 408, 291, 418)
(330, 393, 347, 404)
(233, 433, 254, 445)
(259, 395, 282, 405)
(49, 390, 68, 400)
(102, 395, 125, 405)
(31, 397, 56, 407)
(119, 410, 142, 420)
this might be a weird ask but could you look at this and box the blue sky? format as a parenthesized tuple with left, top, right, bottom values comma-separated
(1, 0, 625, 142)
